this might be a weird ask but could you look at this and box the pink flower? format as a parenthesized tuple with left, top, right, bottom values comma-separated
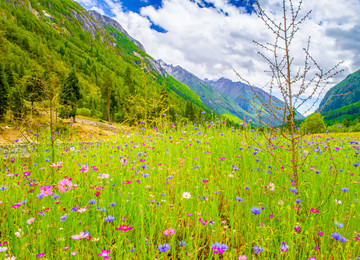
(238, 256, 248, 260)
(71, 232, 89, 240)
(40, 185, 53, 197)
(308, 257, 318, 260)
(122, 180, 131, 184)
(37, 253, 45, 258)
(116, 225, 134, 231)
(317, 232, 324, 236)
(12, 203, 21, 208)
(79, 165, 89, 172)
(294, 226, 301, 232)
(163, 227, 176, 235)
(310, 208, 319, 213)
(95, 191, 101, 197)
(199, 218, 208, 225)
(98, 249, 111, 259)
(269, 214, 274, 218)
(50, 161, 63, 169)
(27, 218, 35, 225)
(58, 178, 73, 193)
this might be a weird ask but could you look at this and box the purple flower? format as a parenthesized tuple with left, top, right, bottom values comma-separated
(254, 245, 263, 254)
(236, 197, 243, 201)
(158, 243, 171, 252)
(110, 202, 117, 207)
(341, 187, 349, 192)
(334, 222, 343, 229)
(280, 241, 289, 252)
(251, 207, 261, 215)
(104, 215, 115, 222)
(179, 241, 186, 247)
(89, 199, 97, 205)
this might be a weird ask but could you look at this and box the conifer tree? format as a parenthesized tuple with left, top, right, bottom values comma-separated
(59, 70, 81, 122)
(0, 66, 9, 119)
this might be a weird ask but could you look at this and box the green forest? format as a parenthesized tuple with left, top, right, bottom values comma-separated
(0, 0, 223, 127)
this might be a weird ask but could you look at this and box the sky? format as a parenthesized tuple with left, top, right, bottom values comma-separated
(75, 0, 360, 115)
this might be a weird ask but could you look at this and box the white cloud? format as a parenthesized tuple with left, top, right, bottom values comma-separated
(76, 0, 360, 114)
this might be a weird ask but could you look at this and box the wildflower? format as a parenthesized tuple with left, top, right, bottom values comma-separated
(294, 226, 301, 232)
(251, 207, 261, 215)
(60, 215, 67, 222)
(89, 199, 97, 205)
(269, 182, 275, 191)
(199, 218, 208, 225)
(238, 256, 248, 260)
(163, 227, 176, 235)
(0, 247, 8, 252)
(0, 185, 8, 191)
(334, 222, 343, 228)
(308, 258, 318, 260)
(27, 218, 35, 225)
(182, 192, 191, 199)
(341, 187, 349, 192)
(280, 241, 289, 252)
(158, 243, 171, 252)
(104, 215, 116, 222)
(37, 253, 45, 257)
(211, 242, 229, 254)
(296, 199, 301, 203)
(98, 249, 111, 259)
(269, 214, 274, 219)
(354, 233, 360, 241)
(179, 241, 186, 247)
(51, 195, 60, 199)
(12, 203, 21, 208)
(58, 178, 73, 193)
(71, 232, 89, 240)
(115, 225, 134, 231)
(254, 245, 264, 254)
(79, 165, 89, 172)
(310, 208, 319, 213)
(98, 173, 110, 179)
(236, 197, 243, 201)
(50, 161, 63, 169)
(290, 187, 298, 195)
(5, 256, 16, 260)
(317, 232, 324, 236)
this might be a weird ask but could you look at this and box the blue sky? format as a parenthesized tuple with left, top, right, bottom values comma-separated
(76, 0, 360, 115)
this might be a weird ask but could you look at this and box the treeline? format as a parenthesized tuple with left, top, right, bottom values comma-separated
(0, 0, 224, 126)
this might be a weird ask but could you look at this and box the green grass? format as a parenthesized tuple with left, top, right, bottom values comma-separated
(0, 122, 359, 259)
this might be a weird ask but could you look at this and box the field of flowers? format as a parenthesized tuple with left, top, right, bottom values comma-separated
(1, 122, 359, 259)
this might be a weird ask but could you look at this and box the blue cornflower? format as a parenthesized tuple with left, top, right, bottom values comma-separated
(143, 174, 149, 177)
(89, 199, 97, 205)
(334, 222, 344, 229)
(104, 215, 115, 222)
(0, 185, 8, 191)
(128, 248, 135, 252)
(167, 176, 173, 180)
(110, 202, 117, 207)
(354, 163, 359, 167)
(45, 158, 50, 162)
(254, 245, 264, 254)
(158, 243, 171, 252)
(290, 187, 298, 195)
(341, 187, 349, 192)
(251, 207, 261, 215)
(295, 199, 301, 203)
(21, 199, 28, 205)
(60, 215, 67, 222)
(51, 194, 60, 199)
(211, 242, 229, 253)
(100, 208, 107, 212)
(37, 193, 45, 199)
(179, 241, 186, 247)
(236, 197, 243, 201)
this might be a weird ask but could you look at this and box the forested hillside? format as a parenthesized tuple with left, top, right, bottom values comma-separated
(0, 0, 216, 126)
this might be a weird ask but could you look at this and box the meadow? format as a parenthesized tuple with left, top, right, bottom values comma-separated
(0, 121, 359, 259)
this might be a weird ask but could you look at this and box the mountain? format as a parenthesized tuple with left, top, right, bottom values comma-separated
(159, 60, 255, 123)
(318, 69, 360, 123)
(0, 0, 214, 125)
